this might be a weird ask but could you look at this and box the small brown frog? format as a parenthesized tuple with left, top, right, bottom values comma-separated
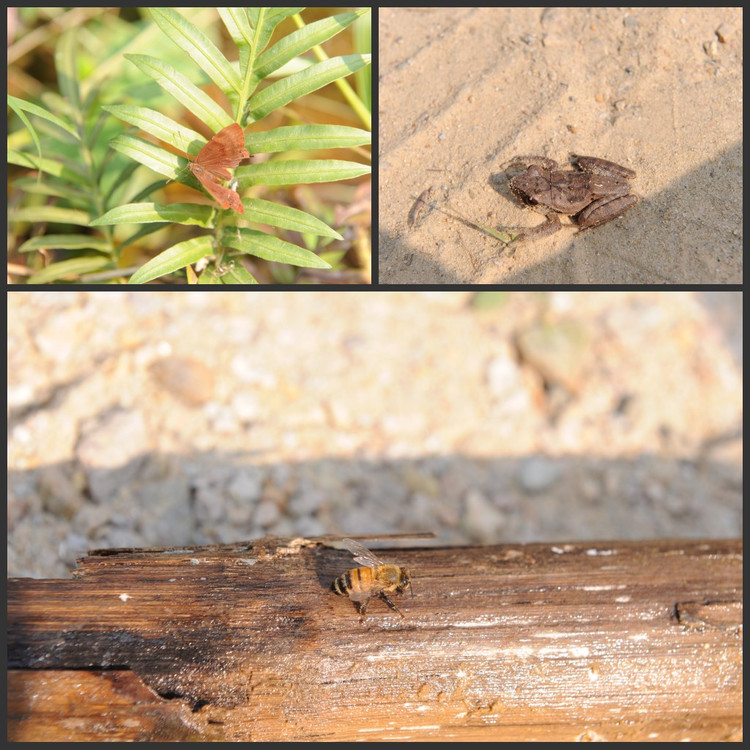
(504, 155, 639, 241)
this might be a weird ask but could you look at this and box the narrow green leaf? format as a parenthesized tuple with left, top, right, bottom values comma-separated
(353, 11, 371, 111)
(92, 203, 214, 227)
(247, 55, 370, 121)
(11, 207, 92, 226)
(248, 8, 304, 56)
(239, 159, 370, 187)
(227, 228, 331, 269)
(7, 105, 42, 173)
(8, 95, 80, 140)
(125, 54, 234, 133)
(54, 30, 81, 114)
(246, 8, 273, 59)
(243, 198, 342, 239)
(13, 176, 89, 202)
(218, 8, 254, 50)
(27, 256, 112, 285)
(252, 10, 367, 82)
(109, 134, 187, 181)
(264, 8, 305, 26)
(249, 125, 370, 154)
(8, 149, 83, 182)
(19, 235, 111, 253)
(196, 266, 222, 284)
(128, 236, 214, 284)
(150, 8, 241, 96)
(103, 104, 202, 153)
(219, 263, 259, 284)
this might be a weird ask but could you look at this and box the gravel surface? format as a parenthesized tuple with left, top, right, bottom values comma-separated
(7, 291, 742, 579)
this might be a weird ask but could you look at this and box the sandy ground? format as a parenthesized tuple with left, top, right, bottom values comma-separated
(378, 7, 742, 284)
(8, 291, 742, 579)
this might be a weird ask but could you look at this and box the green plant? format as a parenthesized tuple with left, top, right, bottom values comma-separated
(8, 7, 371, 284)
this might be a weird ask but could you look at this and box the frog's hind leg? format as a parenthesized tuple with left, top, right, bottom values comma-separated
(576, 194, 639, 232)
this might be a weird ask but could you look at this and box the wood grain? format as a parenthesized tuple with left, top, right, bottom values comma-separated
(7, 537, 742, 741)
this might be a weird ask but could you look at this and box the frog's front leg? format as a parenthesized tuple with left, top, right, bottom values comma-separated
(576, 193, 639, 231)
(503, 156, 559, 172)
(513, 207, 563, 240)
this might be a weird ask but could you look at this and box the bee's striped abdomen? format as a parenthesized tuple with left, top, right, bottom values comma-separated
(332, 570, 353, 596)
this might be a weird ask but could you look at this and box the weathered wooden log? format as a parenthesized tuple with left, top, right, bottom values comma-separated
(7, 537, 742, 741)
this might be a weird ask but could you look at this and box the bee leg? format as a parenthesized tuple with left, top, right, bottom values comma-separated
(355, 598, 370, 621)
(379, 593, 405, 617)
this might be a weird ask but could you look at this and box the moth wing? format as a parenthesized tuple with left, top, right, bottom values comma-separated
(188, 163, 244, 213)
(194, 124, 249, 173)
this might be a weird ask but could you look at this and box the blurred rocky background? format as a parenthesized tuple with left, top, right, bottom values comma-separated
(7, 291, 742, 578)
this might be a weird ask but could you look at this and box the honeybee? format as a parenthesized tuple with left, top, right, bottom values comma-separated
(331, 538, 413, 619)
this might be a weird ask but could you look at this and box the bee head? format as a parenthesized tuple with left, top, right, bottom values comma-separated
(398, 567, 413, 597)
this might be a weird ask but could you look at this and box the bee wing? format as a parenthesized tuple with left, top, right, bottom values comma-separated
(341, 538, 385, 568)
